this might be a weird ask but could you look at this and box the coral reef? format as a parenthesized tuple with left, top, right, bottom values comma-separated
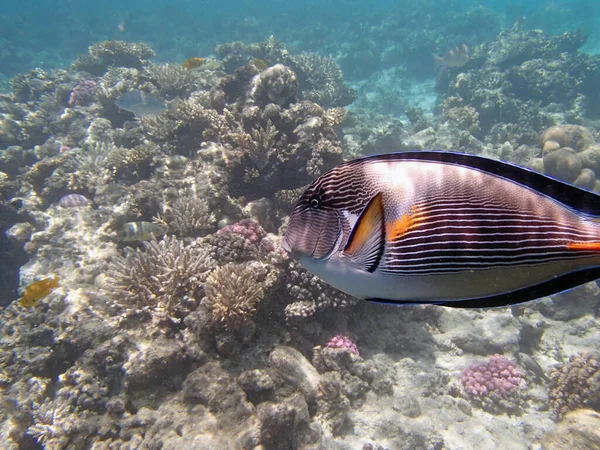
(461, 354, 524, 414)
(202, 262, 266, 331)
(437, 20, 600, 142)
(326, 335, 360, 356)
(68, 79, 97, 108)
(101, 236, 214, 323)
(540, 124, 600, 190)
(72, 41, 156, 76)
(549, 352, 600, 419)
(1, 18, 600, 448)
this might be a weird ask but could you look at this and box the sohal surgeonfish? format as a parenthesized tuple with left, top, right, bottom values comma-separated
(282, 151, 600, 308)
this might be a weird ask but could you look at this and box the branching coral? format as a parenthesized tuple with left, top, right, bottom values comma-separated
(145, 63, 203, 98)
(153, 188, 216, 237)
(72, 40, 155, 76)
(549, 352, 600, 419)
(104, 142, 164, 182)
(202, 262, 266, 331)
(102, 236, 215, 320)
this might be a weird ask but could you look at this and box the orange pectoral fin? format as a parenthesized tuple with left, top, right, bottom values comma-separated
(343, 192, 386, 273)
(567, 242, 600, 251)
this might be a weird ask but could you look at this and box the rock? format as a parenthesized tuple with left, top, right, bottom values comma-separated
(392, 394, 422, 418)
(268, 345, 321, 406)
(124, 337, 191, 392)
(258, 395, 318, 450)
(541, 409, 600, 450)
(238, 369, 275, 405)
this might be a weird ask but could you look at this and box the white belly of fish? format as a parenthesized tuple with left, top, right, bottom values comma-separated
(299, 254, 600, 303)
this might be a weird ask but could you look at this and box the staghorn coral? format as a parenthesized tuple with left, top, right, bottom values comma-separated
(549, 352, 600, 420)
(72, 40, 156, 76)
(202, 262, 266, 331)
(153, 188, 216, 237)
(102, 236, 214, 321)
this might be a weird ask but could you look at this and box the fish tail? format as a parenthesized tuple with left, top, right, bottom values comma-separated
(566, 216, 600, 252)
(432, 53, 443, 71)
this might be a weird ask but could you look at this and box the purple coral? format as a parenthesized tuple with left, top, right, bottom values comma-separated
(461, 354, 522, 399)
(326, 335, 359, 356)
(68, 79, 97, 107)
(217, 219, 266, 245)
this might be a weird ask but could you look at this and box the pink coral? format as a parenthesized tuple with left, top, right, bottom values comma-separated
(217, 219, 266, 245)
(68, 79, 97, 107)
(461, 354, 522, 399)
(326, 335, 359, 356)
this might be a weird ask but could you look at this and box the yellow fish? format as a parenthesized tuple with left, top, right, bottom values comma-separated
(19, 277, 60, 307)
(182, 57, 205, 70)
(252, 58, 268, 71)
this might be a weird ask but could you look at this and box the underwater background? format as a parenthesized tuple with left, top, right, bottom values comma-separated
(1, 0, 600, 448)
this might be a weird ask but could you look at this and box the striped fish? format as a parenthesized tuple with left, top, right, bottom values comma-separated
(282, 151, 600, 308)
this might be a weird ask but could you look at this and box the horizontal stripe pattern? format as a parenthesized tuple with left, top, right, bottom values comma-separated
(380, 192, 599, 276)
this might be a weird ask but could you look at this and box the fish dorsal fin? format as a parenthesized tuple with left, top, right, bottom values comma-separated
(343, 151, 600, 216)
(343, 192, 386, 273)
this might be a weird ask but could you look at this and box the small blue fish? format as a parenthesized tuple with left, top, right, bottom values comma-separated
(282, 151, 600, 308)
(115, 90, 166, 117)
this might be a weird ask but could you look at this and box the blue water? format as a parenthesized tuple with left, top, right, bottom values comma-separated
(1, 0, 598, 79)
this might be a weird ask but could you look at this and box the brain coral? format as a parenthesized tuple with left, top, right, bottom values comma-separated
(541, 125, 600, 191)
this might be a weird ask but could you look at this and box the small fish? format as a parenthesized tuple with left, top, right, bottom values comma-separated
(282, 151, 600, 308)
(518, 352, 548, 381)
(58, 194, 89, 208)
(252, 58, 268, 71)
(432, 44, 470, 71)
(182, 57, 205, 70)
(119, 222, 165, 242)
(115, 90, 166, 117)
(19, 277, 60, 307)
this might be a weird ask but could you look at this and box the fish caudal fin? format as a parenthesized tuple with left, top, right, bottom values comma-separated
(343, 192, 386, 273)
(566, 242, 600, 251)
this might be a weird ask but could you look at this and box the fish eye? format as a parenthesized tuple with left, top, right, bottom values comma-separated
(310, 197, 321, 209)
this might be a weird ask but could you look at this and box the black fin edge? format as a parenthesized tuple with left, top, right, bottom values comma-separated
(342, 151, 600, 216)
(366, 267, 600, 309)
